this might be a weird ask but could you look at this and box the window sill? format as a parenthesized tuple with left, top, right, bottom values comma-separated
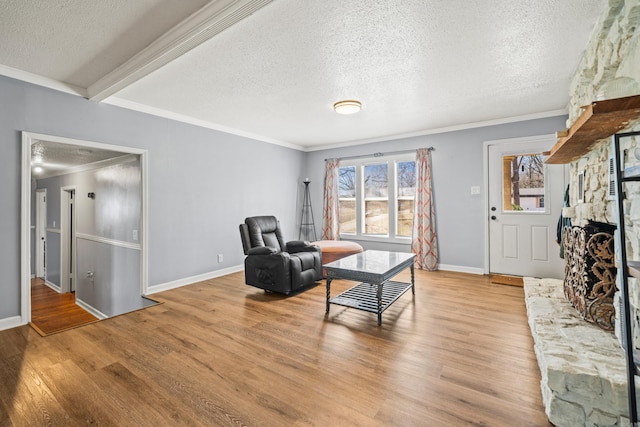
(339, 234, 412, 245)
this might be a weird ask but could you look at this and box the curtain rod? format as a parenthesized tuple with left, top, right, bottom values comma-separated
(325, 146, 434, 162)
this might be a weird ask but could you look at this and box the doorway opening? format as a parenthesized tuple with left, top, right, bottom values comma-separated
(21, 132, 149, 326)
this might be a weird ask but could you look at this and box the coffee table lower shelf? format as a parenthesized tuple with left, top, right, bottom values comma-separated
(328, 280, 413, 318)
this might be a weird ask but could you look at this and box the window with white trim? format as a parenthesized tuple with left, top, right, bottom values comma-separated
(338, 154, 416, 242)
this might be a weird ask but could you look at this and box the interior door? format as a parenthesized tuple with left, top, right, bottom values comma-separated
(61, 187, 77, 293)
(35, 189, 47, 278)
(488, 137, 566, 279)
(69, 189, 76, 292)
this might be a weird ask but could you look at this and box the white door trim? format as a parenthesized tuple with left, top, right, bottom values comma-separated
(20, 131, 149, 325)
(20, 135, 31, 323)
(482, 134, 557, 275)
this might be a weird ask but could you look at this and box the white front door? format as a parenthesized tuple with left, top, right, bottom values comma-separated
(488, 136, 566, 279)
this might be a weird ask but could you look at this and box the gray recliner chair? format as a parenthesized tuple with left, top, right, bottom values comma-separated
(239, 216, 322, 294)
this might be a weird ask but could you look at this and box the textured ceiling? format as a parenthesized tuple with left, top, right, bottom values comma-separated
(31, 140, 130, 179)
(0, 0, 211, 88)
(1, 0, 607, 151)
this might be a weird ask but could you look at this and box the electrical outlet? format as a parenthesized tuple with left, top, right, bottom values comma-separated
(217, 254, 223, 263)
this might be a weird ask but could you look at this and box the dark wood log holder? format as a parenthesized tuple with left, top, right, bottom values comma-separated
(562, 221, 617, 331)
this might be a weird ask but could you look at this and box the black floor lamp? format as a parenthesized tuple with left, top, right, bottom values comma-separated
(299, 178, 317, 241)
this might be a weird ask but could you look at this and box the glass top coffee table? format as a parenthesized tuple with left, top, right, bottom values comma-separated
(324, 250, 416, 325)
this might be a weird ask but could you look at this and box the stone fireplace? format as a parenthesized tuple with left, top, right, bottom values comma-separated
(525, 0, 640, 426)
(564, 0, 640, 362)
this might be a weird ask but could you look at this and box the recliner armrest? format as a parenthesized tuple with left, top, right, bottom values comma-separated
(248, 246, 279, 255)
(286, 240, 319, 253)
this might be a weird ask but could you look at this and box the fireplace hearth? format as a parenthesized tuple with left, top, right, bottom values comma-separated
(524, 277, 628, 426)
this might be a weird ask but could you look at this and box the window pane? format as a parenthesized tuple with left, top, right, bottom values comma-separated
(339, 166, 356, 197)
(365, 200, 388, 235)
(397, 160, 416, 237)
(397, 199, 414, 237)
(364, 164, 388, 197)
(364, 164, 388, 235)
(502, 153, 545, 212)
(338, 166, 356, 233)
(397, 161, 416, 197)
(339, 199, 356, 234)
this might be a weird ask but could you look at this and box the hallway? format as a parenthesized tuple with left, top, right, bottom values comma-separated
(29, 278, 98, 336)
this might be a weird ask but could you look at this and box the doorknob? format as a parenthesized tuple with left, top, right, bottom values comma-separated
(491, 207, 496, 211)
(491, 215, 497, 220)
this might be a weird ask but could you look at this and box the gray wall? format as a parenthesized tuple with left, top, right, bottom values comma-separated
(0, 75, 304, 321)
(76, 239, 141, 317)
(45, 231, 61, 287)
(0, 76, 23, 321)
(304, 116, 568, 271)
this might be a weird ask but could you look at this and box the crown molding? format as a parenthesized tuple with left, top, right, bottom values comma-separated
(0, 64, 87, 97)
(104, 96, 305, 151)
(88, 0, 274, 102)
(304, 109, 569, 152)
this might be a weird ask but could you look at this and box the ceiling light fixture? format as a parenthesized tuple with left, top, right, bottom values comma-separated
(334, 100, 361, 115)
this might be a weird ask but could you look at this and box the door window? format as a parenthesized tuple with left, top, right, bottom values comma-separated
(502, 153, 546, 212)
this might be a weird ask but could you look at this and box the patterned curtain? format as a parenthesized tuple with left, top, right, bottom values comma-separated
(411, 148, 438, 270)
(322, 158, 340, 240)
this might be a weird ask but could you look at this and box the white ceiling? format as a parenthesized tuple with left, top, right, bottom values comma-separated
(1, 0, 606, 152)
(31, 140, 131, 179)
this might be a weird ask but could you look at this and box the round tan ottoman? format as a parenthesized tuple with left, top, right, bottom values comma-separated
(312, 240, 364, 277)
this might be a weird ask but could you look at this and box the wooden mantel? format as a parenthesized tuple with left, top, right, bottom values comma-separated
(545, 95, 640, 164)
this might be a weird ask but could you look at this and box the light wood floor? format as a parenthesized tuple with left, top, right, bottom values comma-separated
(0, 270, 551, 426)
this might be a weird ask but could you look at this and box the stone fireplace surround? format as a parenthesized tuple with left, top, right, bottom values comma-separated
(524, 1, 640, 425)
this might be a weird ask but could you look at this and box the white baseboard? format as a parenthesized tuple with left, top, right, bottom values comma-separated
(44, 280, 61, 292)
(0, 315, 25, 331)
(147, 263, 481, 295)
(147, 264, 244, 295)
(75, 299, 108, 320)
(1, 266, 244, 331)
(437, 264, 484, 275)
